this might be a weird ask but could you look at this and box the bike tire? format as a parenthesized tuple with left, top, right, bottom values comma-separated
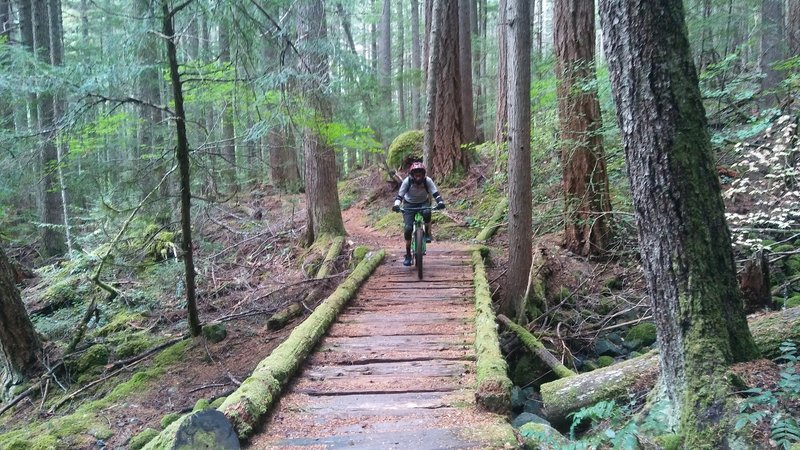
(414, 226, 424, 279)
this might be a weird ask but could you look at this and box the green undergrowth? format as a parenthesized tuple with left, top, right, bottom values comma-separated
(0, 340, 191, 450)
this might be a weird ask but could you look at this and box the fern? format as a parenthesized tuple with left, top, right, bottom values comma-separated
(736, 341, 800, 448)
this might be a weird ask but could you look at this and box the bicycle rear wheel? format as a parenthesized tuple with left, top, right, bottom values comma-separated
(414, 226, 424, 279)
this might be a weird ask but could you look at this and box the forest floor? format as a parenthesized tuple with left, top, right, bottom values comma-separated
(0, 162, 795, 449)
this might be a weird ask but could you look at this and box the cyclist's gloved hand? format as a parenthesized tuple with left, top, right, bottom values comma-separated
(436, 201, 446, 210)
(392, 200, 401, 212)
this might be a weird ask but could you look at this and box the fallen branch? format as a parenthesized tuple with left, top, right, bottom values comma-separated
(498, 314, 575, 379)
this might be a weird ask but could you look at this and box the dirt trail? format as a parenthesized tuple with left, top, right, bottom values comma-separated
(245, 219, 513, 449)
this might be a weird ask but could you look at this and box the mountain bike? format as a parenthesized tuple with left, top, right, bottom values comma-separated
(400, 206, 433, 280)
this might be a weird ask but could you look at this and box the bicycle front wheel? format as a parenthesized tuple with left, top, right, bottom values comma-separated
(414, 226, 424, 279)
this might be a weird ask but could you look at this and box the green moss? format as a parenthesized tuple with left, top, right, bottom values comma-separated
(786, 256, 800, 276)
(128, 428, 159, 450)
(114, 332, 159, 359)
(655, 434, 683, 450)
(387, 130, 423, 169)
(351, 245, 369, 267)
(193, 398, 211, 411)
(597, 355, 615, 367)
(209, 396, 226, 409)
(786, 295, 800, 308)
(202, 323, 227, 344)
(773, 244, 795, 253)
(625, 322, 657, 348)
(96, 312, 147, 337)
(76, 344, 109, 373)
(604, 276, 623, 291)
(0, 339, 192, 449)
(160, 412, 182, 429)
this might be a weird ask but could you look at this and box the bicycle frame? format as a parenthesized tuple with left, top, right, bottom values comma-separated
(400, 206, 433, 279)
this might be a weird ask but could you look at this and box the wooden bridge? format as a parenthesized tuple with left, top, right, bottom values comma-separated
(245, 246, 514, 449)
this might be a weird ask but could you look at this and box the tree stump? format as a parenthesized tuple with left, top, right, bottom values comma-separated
(739, 249, 773, 313)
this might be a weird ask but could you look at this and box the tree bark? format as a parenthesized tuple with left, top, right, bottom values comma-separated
(760, 0, 784, 102)
(600, 1, 760, 446)
(427, 0, 467, 178)
(493, 0, 508, 147)
(555, 0, 612, 257)
(787, 0, 800, 59)
(503, 0, 532, 321)
(0, 247, 43, 402)
(219, 23, 237, 192)
(378, 0, 391, 105)
(410, 0, 421, 129)
(163, 0, 201, 337)
(33, 0, 66, 257)
(422, 0, 442, 170)
(298, 0, 346, 243)
(458, 0, 476, 144)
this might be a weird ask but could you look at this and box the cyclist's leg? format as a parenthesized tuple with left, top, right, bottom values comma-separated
(403, 208, 414, 266)
(423, 208, 433, 242)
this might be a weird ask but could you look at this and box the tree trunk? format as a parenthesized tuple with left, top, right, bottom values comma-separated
(600, 1, 760, 446)
(0, 1, 11, 131)
(411, 0, 421, 129)
(458, 0, 476, 144)
(503, 0, 532, 321)
(760, 0, 784, 103)
(787, 0, 800, 59)
(33, 0, 66, 258)
(397, 0, 405, 125)
(422, 0, 442, 170)
(555, 0, 612, 257)
(163, 0, 201, 338)
(219, 23, 237, 192)
(135, 0, 169, 223)
(493, 0, 508, 148)
(739, 249, 773, 313)
(0, 247, 43, 402)
(298, 0, 346, 243)
(427, 0, 467, 179)
(378, 0, 391, 106)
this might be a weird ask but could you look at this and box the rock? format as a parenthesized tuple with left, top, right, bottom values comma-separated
(594, 338, 625, 357)
(512, 412, 550, 429)
(202, 323, 227, 344)
(173, 410, 240, 450)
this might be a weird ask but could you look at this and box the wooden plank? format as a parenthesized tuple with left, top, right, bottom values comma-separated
(335, 311, 473, 324)
(301, 359, 473, 378)
(326, 321, 472, 337)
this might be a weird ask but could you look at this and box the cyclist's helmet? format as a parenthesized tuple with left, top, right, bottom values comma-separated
(409, 162, 426, 176)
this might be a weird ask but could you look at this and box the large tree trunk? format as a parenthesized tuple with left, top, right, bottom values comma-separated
(600, 1, 760, 447)
(33, 0, 66, 258)
(503, 0, 532, 322)
(135, 0, 169, 223)
(410, 0, 421, 129)
(298, 0, 346, 243)
(427, 0, 468, 178)
(787, 0, 800, 60)
(555, 0, 612, 257)
(422, 0, 442, 170)
(458, 0, 476, 145)
(378, 0, 391, 106)
(493, 0, 508, 147)
(0, 247, 43, 402)
(760, 0, 784, 105)
(219, 23, 237, 192)
(163, 0, 201, 338)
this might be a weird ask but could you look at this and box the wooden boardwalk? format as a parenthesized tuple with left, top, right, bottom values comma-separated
(246, 247, 513, 449)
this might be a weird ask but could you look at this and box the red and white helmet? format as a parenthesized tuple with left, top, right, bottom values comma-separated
(409, 162, 426, 176)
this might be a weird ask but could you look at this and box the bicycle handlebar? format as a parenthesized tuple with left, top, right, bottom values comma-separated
(398, 206, 434, 213)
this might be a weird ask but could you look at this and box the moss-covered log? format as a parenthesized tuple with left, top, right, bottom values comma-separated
(143, 249, 385, 448)
(472, 249, 513, 412)
(540, 306, 800, 425)
(497, 314, 575, 379)
(475, 197, 508, 242)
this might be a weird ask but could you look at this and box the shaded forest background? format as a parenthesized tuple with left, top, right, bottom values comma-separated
(0, 0, 799, 448)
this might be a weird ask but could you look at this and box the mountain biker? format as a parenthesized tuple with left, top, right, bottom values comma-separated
(392, 162, 446, 266)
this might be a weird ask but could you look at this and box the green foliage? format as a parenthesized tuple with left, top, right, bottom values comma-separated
(736, 342, 800, 449)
